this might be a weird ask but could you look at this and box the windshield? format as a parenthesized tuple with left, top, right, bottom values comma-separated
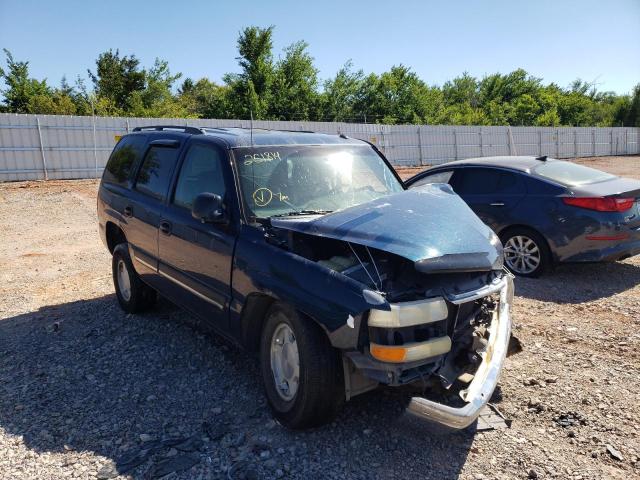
(534, 160, 616, 186)
(235, 145, 403, 218)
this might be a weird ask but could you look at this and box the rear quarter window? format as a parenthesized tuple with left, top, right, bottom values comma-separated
(102, 135, 147, 186)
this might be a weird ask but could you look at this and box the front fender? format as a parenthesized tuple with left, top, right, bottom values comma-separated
(231, 227, 388, 348)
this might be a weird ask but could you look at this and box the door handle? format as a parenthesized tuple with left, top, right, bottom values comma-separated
(123, 206, 133, 217)
(489, 202, 505, 207)
(159, 220, 172, 236)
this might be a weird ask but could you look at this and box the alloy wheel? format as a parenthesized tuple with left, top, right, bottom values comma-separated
(503, 235, 541, 275)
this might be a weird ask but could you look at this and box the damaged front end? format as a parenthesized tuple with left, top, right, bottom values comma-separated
(266, 186, 514, 429)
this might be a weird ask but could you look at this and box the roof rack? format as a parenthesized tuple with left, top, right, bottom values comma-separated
(132, 125, 204, 135)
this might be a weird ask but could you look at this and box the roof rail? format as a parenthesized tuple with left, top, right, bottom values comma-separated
(132, 125, 204, 135)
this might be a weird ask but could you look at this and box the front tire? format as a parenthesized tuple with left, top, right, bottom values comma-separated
(500, 227, 551, 278)
(260, 303, 344, 429)
(112, 243, 157, 313)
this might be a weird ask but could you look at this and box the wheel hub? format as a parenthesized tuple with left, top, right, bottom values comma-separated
(117, 259, 132, 301)
(503, 235, 540, 274)
(270, 323, 300, 401)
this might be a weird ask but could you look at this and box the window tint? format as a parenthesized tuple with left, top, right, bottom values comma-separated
(496, 171, 524, 194)
(533, 160, 615, 186)
(173, 144, 227, 210)
(102, 135, 147, 186)
(409, 170, 453, 188)
(452, 168, 502, 195)
(134, 145, 180, 200)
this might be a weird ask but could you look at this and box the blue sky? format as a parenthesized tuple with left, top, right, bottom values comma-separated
(1, 0, 639, 94)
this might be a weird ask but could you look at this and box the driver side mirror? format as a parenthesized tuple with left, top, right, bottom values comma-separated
(191, 192, 226, 224)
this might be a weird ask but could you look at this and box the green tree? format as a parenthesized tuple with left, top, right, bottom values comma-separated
(320, 61, 364, 122)
(0, 49, 50, 113)
(224, 26, 275, 119)
(268, 41, 319, 120)
(88, 49, 146, 111)
(178, 77, 230, 118)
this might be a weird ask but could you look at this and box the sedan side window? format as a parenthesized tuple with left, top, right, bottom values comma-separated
(452, 168, 501, 195)
(410, 170, 453, 188)
(173, 144, 226, 210)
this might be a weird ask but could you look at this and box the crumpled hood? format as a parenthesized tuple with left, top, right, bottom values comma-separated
(270, 184, 503, 273)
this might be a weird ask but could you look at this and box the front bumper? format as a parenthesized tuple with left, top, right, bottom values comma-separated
(406, 275, 513, 429)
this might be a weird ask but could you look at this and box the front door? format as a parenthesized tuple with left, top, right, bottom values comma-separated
(158, 141, 235, 330)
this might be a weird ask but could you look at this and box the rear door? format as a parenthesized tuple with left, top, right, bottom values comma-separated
(125, 139, 182, 285)
(157, 140, 236, 330)
(450, 167, 527, 231)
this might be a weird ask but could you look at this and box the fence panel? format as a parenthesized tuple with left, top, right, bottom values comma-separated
(0, 113, 638, 181)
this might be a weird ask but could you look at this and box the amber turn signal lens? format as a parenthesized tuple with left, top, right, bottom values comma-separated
(370, 344, 407, 363)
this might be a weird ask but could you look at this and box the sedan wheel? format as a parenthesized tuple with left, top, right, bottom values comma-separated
(503, 235, 541, 275)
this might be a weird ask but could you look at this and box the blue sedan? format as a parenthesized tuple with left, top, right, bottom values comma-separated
(405, 156, 640, 277)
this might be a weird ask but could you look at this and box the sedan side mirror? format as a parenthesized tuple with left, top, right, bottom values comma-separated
(192, 192, 226, 224)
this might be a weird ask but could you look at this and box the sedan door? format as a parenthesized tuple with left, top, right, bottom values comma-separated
(449, 167, 527, 231)
(158, 141, 236, 331)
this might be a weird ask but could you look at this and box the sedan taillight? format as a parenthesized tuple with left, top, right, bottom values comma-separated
(562, 196, 635, 212)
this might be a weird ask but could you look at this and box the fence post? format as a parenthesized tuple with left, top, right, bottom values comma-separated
(574, 130, 578, 158)
(538, 131, 542, 156)
(35, 116, 49, 180)
(610, 129, 614, 156)
(417, 126, 423, 166)
(92, 114, 98, 177)
(125, 119, 130, 133)
(555, 129, 559, 158)
(507, 126, 517, 155)
(453, 129, 458, 160)
(479, 129, 484, 157)
(592, 129, 596, 156)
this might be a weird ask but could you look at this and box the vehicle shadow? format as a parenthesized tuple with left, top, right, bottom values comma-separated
(514, 259, 640, 303)
(0, 295, 474, 479)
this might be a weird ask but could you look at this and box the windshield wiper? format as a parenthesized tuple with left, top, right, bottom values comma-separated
(271, 209, 333, 217)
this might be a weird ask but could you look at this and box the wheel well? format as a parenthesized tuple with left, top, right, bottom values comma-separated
(239, 293, 276, 352)
(106, 222, 127, 254)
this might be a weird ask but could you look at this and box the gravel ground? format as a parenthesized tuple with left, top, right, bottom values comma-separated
(1, 156, 639, 479)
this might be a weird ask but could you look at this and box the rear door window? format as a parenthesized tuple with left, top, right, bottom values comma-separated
(134, 145, 180, 200)
(102, 135, 147, 186)
(451, 168, 502, 195)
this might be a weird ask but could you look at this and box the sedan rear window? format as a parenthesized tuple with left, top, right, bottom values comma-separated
(534, 161, 615, 186)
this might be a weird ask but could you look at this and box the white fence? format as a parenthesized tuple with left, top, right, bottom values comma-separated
(0, 113, 638, 181)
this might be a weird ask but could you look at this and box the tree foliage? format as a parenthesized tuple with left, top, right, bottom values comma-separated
(1, 30, 638, 127)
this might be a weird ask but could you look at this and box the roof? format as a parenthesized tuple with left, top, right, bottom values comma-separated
(131, 125, 366, 148)
(434, 156, 555, 173)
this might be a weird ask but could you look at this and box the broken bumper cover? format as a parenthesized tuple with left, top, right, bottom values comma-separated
(407, 275, 514, 429)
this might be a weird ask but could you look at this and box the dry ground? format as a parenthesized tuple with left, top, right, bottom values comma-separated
(0, 156, 639, 479)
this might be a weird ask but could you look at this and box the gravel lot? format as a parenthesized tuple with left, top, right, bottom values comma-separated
(1, 156, 639, 479)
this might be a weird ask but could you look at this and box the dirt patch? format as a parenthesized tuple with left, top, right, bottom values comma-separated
(1, 163, 639, 479)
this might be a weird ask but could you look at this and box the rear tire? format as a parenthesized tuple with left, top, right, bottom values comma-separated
(112, 243, 157, 313)
(260, 303, 344, 429)
(500, 227, 551, 278)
